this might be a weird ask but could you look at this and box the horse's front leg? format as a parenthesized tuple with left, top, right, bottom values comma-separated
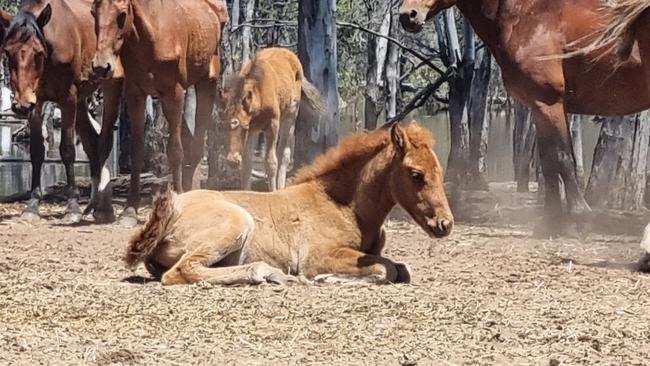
(160, 85, 186, 193)
(120, 85, 146, 227)
(87, 79, 122, 222)
(312, 247, 411, 284)
(21, 104, 44, 223)
(264, 120, 280, 192)
(59, 99, 83, 224)
(531, 101, 591, 237)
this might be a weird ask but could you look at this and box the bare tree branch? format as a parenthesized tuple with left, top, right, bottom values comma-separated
(387, 71, 451, 125)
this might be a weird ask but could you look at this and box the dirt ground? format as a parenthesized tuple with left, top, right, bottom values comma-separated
(1, 201, 649, 366)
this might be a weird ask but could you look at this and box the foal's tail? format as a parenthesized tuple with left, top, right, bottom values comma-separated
(124, 185, 180, 270)
(301, 79, 326, 113)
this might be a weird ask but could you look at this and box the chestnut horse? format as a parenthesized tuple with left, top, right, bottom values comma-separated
(2, 1, 122, 223)
(399, 0, 650, 235)
(91, 0, 228, 226)
(220, 47, 324, 191)
(125, 122, 453, 285)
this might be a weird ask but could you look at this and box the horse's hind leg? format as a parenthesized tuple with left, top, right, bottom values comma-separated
(21, 104, 44, 223)
(74, 101, 102, 219)
(161, 85, 186, 193)
(59, 99, 83, 224)
(120, 86, 146, 227)
(532, 101, 591, 236)
(312, 247, 410, 284)
(182, 79, 217, 191)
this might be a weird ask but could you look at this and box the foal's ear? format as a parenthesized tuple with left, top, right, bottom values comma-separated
(390, 123, 410, 155)
(36, 3, 52, 29)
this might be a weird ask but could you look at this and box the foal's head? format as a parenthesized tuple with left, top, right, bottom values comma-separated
(91, 0, 132, 78)
(2, 5, 50, 116)
(399, 0, 456, 33)
(388, 122, 453, 238)
(218, 72, 262, 164)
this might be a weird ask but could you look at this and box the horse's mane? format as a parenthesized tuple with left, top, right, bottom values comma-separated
(294, 122, 434, 184)
(5, 10, 46, 47)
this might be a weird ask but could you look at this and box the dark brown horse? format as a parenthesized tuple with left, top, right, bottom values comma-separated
(399, 0, 650, 234)
(2, 0, 122, 223)
(90, 0, 228, 226)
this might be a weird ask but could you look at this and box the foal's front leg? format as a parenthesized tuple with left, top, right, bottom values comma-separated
(313, 247, 411, 284)
(264, 120, 280, 192)
(59, 100, 83, 224)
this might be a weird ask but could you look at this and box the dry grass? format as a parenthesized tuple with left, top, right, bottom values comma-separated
(1, 203, 649, 365)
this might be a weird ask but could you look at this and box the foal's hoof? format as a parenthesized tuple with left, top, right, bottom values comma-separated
(118, 207, 139, 228)
(394, 263, 412, 284)
(638, 253, 650, 273)
(265, 272, 296, 285)
(20, 210, 40, 224)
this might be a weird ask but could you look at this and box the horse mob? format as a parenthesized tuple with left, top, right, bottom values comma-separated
(0, 0, 649, 288)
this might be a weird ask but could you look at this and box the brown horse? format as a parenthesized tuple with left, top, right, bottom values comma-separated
(2, 1, 122, 223)
(219, 47, 324, 191)
(125, 122, 453, 285)
(399, 0, 650, 235)
(91, 0, 228, 226)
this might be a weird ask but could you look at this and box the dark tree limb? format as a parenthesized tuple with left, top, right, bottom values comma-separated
(387, 71, 451, 124)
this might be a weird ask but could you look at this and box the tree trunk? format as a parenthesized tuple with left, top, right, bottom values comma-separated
(385, 10, 401, 120)
(445, 14, 474, 186)
(586, 112, 650, 210)
(512, 101, 536, 192)
(241, 0, 255, 63)
(364, 1, 390, 130)
(295, 0, 339, 168)
(466, 46, 491, 190)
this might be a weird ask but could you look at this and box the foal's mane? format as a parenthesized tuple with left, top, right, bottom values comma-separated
(294, 123, 434, 184)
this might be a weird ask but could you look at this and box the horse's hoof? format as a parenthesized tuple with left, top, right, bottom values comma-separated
(638, 253, 650, 273)
(533, 220, 566, 239)
(20, 211, 40, 224)
(394, 262, 412, 284)
(64, 212, 82, 224)
(118, 207, 138, 228)
(93, 210, 116, 224)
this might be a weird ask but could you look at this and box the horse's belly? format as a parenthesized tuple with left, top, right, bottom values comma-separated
(564, 57, 650, 115)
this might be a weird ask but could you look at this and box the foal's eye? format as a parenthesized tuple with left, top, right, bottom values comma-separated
(410, 170, 425, 184)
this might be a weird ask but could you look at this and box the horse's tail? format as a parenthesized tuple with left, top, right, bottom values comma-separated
(301, 78, 326, 113)
(124, 185, 180, 270)
(586, 0, 650, 60)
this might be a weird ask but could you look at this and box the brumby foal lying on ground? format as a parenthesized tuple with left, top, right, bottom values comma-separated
(2, 1, 122, 223)
(220, 47, 324, 191)
(126, 122, 454, 285)
(91, 0, 228, 226)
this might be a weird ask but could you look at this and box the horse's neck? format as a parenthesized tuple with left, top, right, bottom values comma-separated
(124, 0, 156, 60)
(322, 149, 396, 240)
(456, 1, 500, 50)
